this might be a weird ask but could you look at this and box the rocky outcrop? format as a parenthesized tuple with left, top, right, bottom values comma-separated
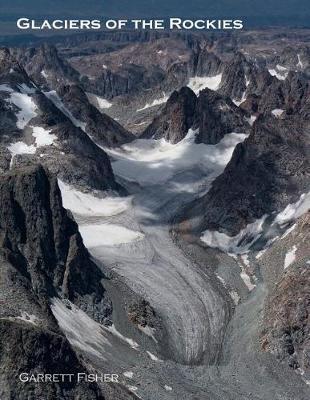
(260, 212, 310, 374)
(0, 165, 112, 321)
(0, 320, 104, 400)
(193, 47, 222, 77)
(192, 88, 249, 144)
(141, 86, 197, 143)
(57, 84, 134, 147)
(142, 86, 249, 145)
(0, 47, 31, 87)
(12, 44, 80, 89)
(83, 63, 165, 99)
(219, 52, 256, 102)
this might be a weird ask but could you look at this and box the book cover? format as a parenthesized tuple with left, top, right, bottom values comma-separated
(0, 1, 309, 399)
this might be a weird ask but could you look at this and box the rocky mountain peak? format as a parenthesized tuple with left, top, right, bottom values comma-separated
(57, 83, 135, 146)
(193, 45, 222, 76)
(193, 87, 249, 144)
(219, 51, 255, 101)
(141, 86, 197, 144)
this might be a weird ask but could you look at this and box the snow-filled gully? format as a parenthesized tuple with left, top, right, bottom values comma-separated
(59, 131, 247, 366)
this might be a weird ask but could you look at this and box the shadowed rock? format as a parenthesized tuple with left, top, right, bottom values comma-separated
(0, 164, 113, 399)
(57, 84, 134, 147)
(141, 86, 197, 144)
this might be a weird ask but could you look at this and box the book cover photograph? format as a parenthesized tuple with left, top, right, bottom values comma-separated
(0, 1, 309, 399)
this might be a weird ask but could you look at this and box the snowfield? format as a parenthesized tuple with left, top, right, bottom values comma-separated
(79, 223, 144, 247)
(107, 130, 247, 185)
(187, 74, 222, 94)
(58, 179, 131, 217)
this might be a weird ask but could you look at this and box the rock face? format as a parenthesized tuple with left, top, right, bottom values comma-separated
(191, 46, 222, 77)
(219, 52, 255, 102)
(188, 114, 310, 236)
(57, 84, 134, 147)
(12, 44, 80, 89)
(0, 165, 110, 399)
(0, 47, 30, 86)
(260, 212, 310, 375)
(141, 87, 197, 144)
(82, 63, 166, 99)
(142, 86, 249, 144)
(192, 88, 249, 144)
(0, 320, 104, 400)
(0, 165, 112, 321)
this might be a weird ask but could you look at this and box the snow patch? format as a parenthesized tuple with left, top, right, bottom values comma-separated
(274, 192, 310, 225)
(123, 371, 134, 379)
(233, 91, 247, 106)
(79, 223, 144, 247)
(138, 325, 157, 343)
(32, 126, 57, 146)
(86, 92, 112, 110)
(246, 115, 257, 126)
(41, 70, 49, 79)
(105, 324, 139, 350)
(51, 298, 110, 359)
(58, 179, 131, 217)
(284, 245, 297, 269)
(146, 351, 161, 361)
(187, 73, 222, 94)
(201, 215, 267, 254)
(272, 109, 284, 118)
(268, 66, 288, 80)
(8, 92, 37, 129)
(188, 74, 222, 93)
(8, 141, 36, 157)
(137, 95, 169, 112)
(240, 255, 256, 291)
(229, 291, 240, 305)
(127, 385, 138, 392)
(281, 223, 297, 239)
(4, 312, 40, 326)
(0, 84, 13, 92)
(297, 54, 303, 69)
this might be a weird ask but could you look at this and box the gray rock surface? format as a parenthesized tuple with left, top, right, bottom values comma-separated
(260, 212, 310, 377)
(141, 87, 197, 144)
(57, 84, 134, 147)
